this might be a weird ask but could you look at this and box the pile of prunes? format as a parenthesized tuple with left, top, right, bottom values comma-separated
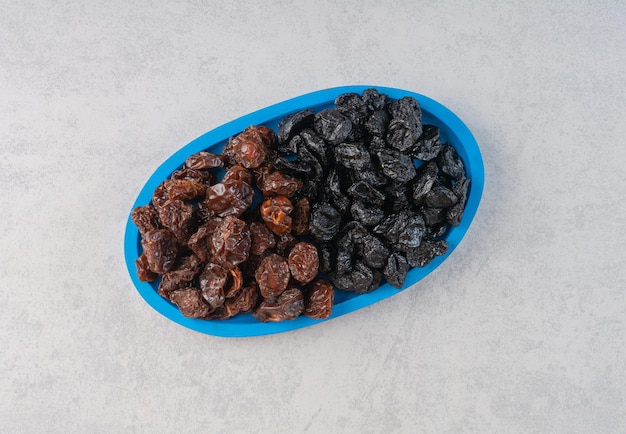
(274, 88, 470, 293)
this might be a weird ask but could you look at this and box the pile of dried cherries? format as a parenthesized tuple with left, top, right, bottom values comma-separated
(132, 89, 470, 322)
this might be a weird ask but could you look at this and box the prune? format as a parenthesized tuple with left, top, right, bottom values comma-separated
(313, 109, 352, 145)
(255, 253, 290, 298)
(169, 287, 210, 318)
(395, 214, 426, 252)
(260, 196, 293, 236)
(165, 179, 206, 201)
(299, 129, 329, 167)
(384, 253, 409, 289)
(276, 232, 297, 257)
(157, 200, 195, 243)
(136, 253, 159, 282)
(385, 182, 411, 214)
(292, 197, 310, 235)
(277, 109, 315, 144)
(206, 180, 254, 218)
(350, 201, 385, 226)
(199, 263, 229, 308)
(335, 92, 368, 126)
(406, 239, 449, 268)
(257, 170, 302, 197)
(222, 164, 253, 184)
(424, 185, 458, 208)
(365, 110, 389, 137)
(296, 142, 323, 179)
(185, 151, 224, 169)
(360, 234, 390, 269)
(141, 229, 179, 274)
(330, 262, 375, 294)
(347, 181, 385, 207)
(224, 281, 259, 317)
(171, 167, 213, 186)
(309, 203, 342, 242)
(376, 149, 416, 183)
(368, 136, 387, 152)
(412, 161, 438, 205)
(253, 287, 304, 322)
(317, 244, 334, 274)
(413, 125, 442, 161)
(132, 205, 160, 238)
(362, 88, 388, 112)
(334, 142, 372, 171)
(388, 96, 422, 133)
(438, 144, 465, 181)
(335, 234, 354, 275)
(304, 279, 334, 319)
(210, 215, 251, 269)
(420, 206, 447, 227)
(387, 118, 419, 152)
(288, 242, 319, 284)
(326, 169, 351, 215)
(273, 156, 313, 177)
(250, 221, 276, 256)
(429, 223, 448, 238)
(352, 166, 387, 189)
(187, 218, 222, 263)
(447, 178, 471, 226)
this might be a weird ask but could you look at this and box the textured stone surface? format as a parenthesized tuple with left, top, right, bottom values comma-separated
(1, 1, 625, 432)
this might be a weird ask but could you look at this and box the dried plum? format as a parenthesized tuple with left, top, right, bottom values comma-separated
(438, 144, 465, 181)
(384, 253, 409, 289)
(330, 262, 375, 294)
(350, 201, 385, 227)
(447, 178, 471, 226)
(346, 181, 385, 207)
(424, 185, 458, 208)
(377, 149, 416, 183)
(334, 142, 371, 171)
(309, 203, 342, 242)
(313, 109, 352, 145)
(413, 125, 442, 161)
(406, 239, 449, 268)
(277, 109, 314, 144)
(412, 161, 438, 205)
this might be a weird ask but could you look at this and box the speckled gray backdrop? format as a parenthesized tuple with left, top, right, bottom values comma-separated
(1, 1, 625, 433)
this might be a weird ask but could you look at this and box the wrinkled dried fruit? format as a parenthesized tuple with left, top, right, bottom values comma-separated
(210, 216, 251, 269)
(132, 205, 160, 238)
(255, 253, 291, 298)
(206, 180, 254, 217)
(253, 287, 304, 322)
(185, 151, 224, 169)
(260, 196, 293, 236)
(169, 287, 210, 318)
(141, 229, 179, 274)
(249, 221, 276, 256)
(304, 279, 334, 319)
(288, 242, 319, 284)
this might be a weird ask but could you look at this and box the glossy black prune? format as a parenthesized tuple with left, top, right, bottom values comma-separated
(364, 110, 389, 137)
(384, 253, 409, 289)
(406, 239, 449, 268)
(424, 185, 459, 208)
(346, 181, 385, 207)
(330, 262, 375, 294)
(376, 149, 416, 183)
(438, 144, 466, 181)
(350, 201, 385, 227)
(412, 124, 443, 161)
(277, 109, 315, 144)
(412, 161, 439, 205)
(313, 109, 352, 145)
(334, 142, 372, 171)
(360, 234, 390, 269)
(447, 178, 471, 226)
(299, 129, 329, 167)
(309, 203, 342, 242)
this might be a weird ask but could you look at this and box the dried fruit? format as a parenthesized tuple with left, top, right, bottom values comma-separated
(255, 253, 290, 298)
(260, 196, 293, 236)
(253, 287, 304, 322)
(210, 216, 251, 270)
(288, 242, 319, 284)
(304, 279, 334, 319)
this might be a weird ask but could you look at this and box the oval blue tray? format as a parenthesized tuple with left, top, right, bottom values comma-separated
(124, 85, 484, 337)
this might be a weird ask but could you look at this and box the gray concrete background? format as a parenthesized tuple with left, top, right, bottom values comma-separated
(1, 1, 625, 433)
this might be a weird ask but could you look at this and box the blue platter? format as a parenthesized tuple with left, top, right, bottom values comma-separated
(124, 85, 484, 337)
